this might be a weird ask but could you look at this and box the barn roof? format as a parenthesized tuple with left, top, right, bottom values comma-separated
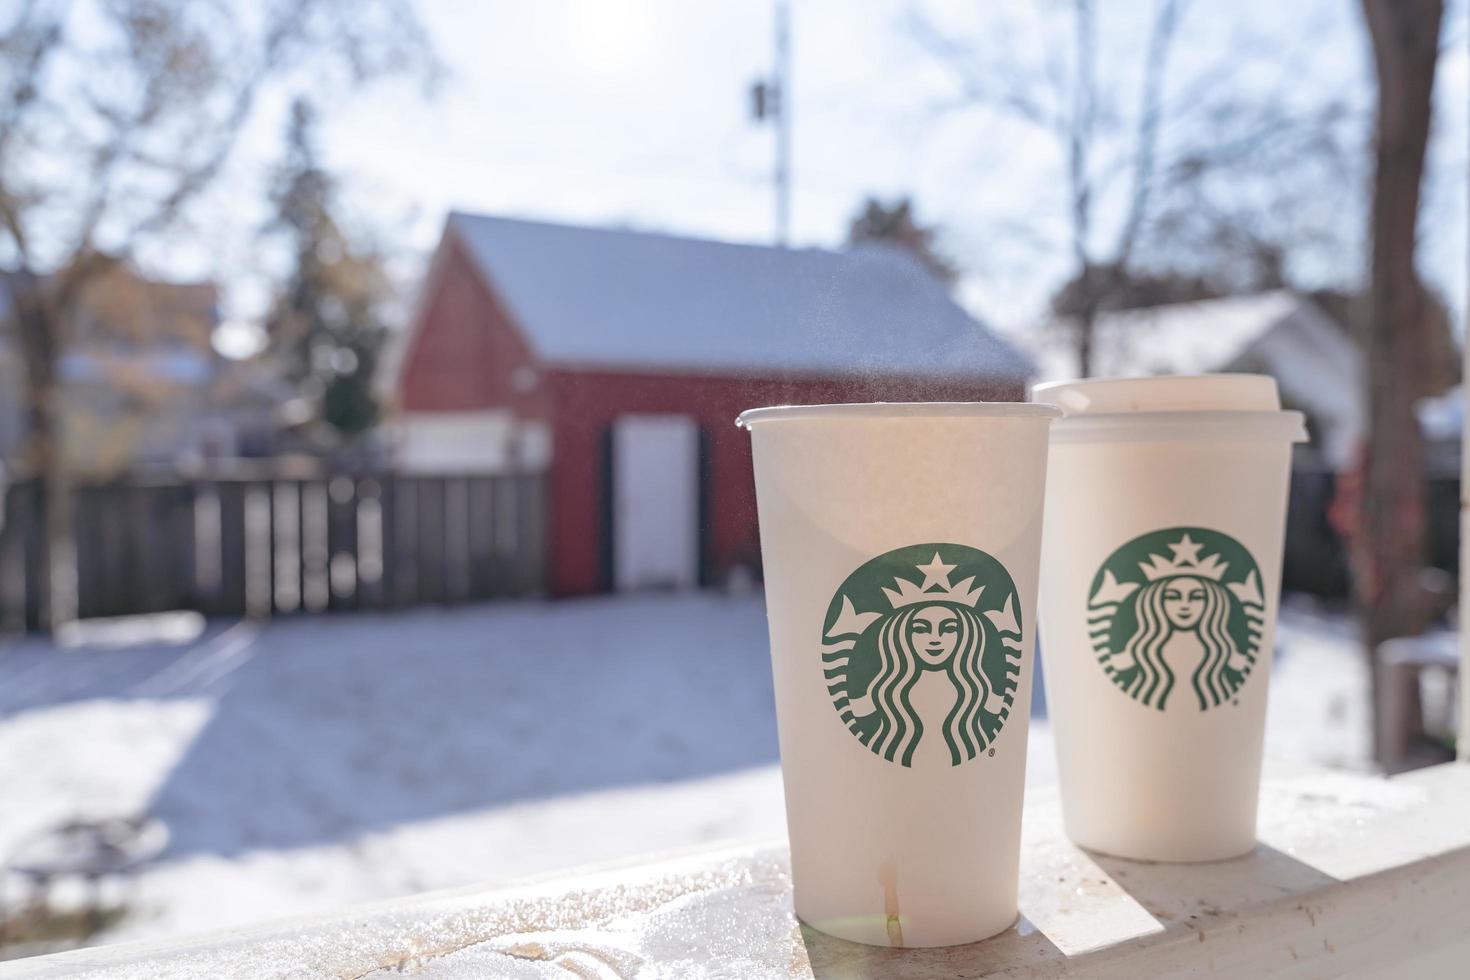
(446, 213, 1033, 380)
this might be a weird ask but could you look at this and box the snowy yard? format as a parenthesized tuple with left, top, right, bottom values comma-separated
(0, 593, 1369, 955)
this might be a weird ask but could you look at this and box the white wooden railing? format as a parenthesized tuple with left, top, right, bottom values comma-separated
(2, 760, 1466, 979)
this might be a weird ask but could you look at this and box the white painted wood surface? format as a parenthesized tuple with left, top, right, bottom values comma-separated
(390, 410, 519, 473)
(5, 761, 1467, 979)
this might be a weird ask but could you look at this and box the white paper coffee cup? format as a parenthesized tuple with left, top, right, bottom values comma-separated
(1033, 375, 1307, 862)
(738, 402, 1058, 947)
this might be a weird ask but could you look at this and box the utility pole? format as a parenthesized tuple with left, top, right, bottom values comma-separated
(750, 0, 792, 246)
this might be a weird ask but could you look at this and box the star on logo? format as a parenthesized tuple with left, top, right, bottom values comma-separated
(915, 552, 957, 592)
(1168, 533, 1204, 566)
(1138, 532, 1229, 581)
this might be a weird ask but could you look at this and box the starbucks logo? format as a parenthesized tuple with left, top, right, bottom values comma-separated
(1089, 528, 1266, 712)
(821, 543, 1023, 768)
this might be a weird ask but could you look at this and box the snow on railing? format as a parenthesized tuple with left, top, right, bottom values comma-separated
(4, 761, 1468, 979)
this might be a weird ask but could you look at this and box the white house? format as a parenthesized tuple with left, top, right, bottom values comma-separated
(1018, 292, 1364, 468)
(0, 268, 308, 474)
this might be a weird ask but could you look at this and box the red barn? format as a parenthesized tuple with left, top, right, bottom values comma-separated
(390, 213, 1033, 597)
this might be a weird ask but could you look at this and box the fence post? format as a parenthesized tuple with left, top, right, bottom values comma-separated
(1459, 33, 1469, 763)
(1460, 310, 1469, 762)
(0, 480, 29, 632)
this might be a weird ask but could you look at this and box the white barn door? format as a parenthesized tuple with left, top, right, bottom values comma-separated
(612, 415, 700, 591)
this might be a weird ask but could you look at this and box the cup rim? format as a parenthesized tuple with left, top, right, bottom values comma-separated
(736, 401, 1062, 427)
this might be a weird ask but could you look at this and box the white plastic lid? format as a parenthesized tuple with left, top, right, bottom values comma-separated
(1031, 374, 1307, 443)
(1031, 374, 1281, 414)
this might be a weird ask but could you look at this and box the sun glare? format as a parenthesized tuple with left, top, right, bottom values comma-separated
(562, 0, 662, 80)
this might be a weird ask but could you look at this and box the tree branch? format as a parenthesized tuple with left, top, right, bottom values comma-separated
(0, 4, 61, 266)
(902, 5, 1058, 129)
(124, 1, 311, 246)
(1066, 0, 1098, 272)
(1112, 0, 1187, 270)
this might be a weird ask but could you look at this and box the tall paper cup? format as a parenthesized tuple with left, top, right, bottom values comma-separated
(738, 402, 1058, 947)
(1033, 375, 1307, 862)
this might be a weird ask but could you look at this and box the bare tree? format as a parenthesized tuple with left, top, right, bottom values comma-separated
(908, 0, 1183, 375)
(1356, 0, 1444, 768)
(0, 0, 435, 630)
(908, 0, 1358, 375)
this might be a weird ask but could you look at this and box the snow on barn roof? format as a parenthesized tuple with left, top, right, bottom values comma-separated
(447, 213, 1033, 380)
(1020, 291, 1312, 384)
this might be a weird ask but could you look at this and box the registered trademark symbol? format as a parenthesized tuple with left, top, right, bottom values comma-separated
(988, 747, 996, 757)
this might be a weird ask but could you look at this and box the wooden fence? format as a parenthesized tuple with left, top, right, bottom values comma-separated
(1282, 467, 1351, 598)
(1282, 466, 1461, 599)
(0, 470, 546, 632)
(0, 464, 1458, 629)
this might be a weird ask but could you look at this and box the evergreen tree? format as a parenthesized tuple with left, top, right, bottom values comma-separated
(265, 99, 391, 438)
(847, 197, 958, 285)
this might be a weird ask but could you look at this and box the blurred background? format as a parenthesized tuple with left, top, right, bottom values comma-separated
(0, 0, 1465, 960)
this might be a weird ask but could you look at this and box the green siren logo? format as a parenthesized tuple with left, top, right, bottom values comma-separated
(822, 543, 1022, 768)
(1089, 528, 1266, 712)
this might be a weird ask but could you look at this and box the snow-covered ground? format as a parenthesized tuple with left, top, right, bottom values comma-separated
(0, 593, 1369, 952)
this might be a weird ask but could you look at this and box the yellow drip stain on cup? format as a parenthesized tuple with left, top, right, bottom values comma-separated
(879, 860, 904, 947)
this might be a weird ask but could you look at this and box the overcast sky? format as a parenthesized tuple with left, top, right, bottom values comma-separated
(202, 0, 1469, 355)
